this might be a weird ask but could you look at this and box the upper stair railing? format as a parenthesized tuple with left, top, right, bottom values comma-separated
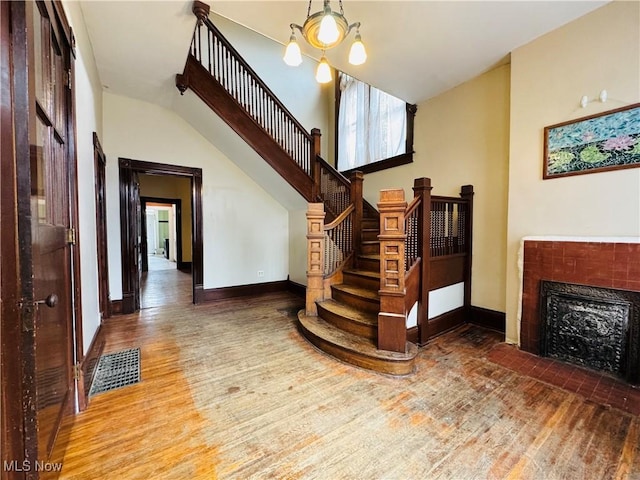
(190, 14, 317, 179)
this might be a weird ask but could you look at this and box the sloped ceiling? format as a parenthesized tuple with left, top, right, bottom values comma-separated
(80, 0, 608, 105)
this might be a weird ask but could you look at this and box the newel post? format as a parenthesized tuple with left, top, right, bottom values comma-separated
(413, 177, 433, 345)
(460, 185, 474, 313)
(310, 128, 322, 199)
(306, 203, 326, 316)
(350, 171, 364, 263)
(377, 189, 407, 353)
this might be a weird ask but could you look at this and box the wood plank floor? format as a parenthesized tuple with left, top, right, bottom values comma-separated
(46, 291, 640, 479)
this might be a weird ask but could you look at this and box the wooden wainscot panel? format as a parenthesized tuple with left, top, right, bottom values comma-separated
(429, 254, 465, 290)
(404, 260, 421, 311)
(428, 307, 466, 338)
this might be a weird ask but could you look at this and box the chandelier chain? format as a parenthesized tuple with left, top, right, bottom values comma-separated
(306, 0, 312, 18)
(338, 0, 344, 16)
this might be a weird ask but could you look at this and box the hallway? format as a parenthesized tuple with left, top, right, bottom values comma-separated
(140, 255, 192, 309)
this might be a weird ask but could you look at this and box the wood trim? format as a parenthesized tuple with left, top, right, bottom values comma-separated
(287, 280, 306, 298)
(340, 152, 413, 176)
(182, 56, 315, 201)
(469, 306, 506, 333)
(429, 255, 466, 290)
(427, 307, 466, 340)
(200, 280, 290, 303)
(110, 299, 124, 315)
(407, 326, 419, 345)
(118, 158, 204, 311)
(140, 196, 184, 273)
(177, 261, 192, 272)
(93, 132, 110, 320)
(77, 323, 105, 412)
(1, 1, 27, 473)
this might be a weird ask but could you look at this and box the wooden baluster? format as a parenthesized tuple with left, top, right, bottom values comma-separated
(350, 171, 363, 267)
(306, 203, 326, 316)
(460, 185, 474, 315)
(413, 177, 432, 345)
(310, 128, 321, 199)
(377, 189, 407, 353)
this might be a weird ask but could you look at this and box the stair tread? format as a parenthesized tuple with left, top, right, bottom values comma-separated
(332, 284, 379, 302)
(358, 254, 381, 260)
(361, 240, 380, 245)
(317, 299, 378, 327)
(344, 269, 380, 279)
(298, 313, 418, 361)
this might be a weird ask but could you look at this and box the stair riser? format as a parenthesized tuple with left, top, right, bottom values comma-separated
(361, 243, 380, 255)
(317, 304, 377, 340)
(358, 257, 380, 271)
(343, 272, 380, 290)
(331, 288, 380, 314)
(361, 219, 379, 229)
(299, 325, 414, 376)
(361, 230, 379, 242)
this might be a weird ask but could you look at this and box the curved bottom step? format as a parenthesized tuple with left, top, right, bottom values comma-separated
(298, 311, 418, 376)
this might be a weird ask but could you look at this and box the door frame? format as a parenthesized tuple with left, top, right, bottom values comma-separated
(1, 0, 82, 471)
(119, 158, 203, 314)
(140, 197, 184, 272)
(93, 132, 110, 320)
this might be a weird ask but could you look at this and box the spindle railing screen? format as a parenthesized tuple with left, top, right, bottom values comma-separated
(430, 199, 468, 257)
(405, 198, 421, 270)
(318, 158, 351, 221)
(324, 207, 354, 276)
(191, 19, 313, 176)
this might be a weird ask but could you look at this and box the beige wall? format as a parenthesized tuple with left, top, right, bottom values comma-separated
(139, 175, 193, 262)
(363, 64, 511, 313)
(506, 2, 640, 343)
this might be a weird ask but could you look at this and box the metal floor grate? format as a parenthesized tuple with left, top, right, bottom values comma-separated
(89, 348, 141, 396)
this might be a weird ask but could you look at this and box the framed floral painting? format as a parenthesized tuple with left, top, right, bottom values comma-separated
(543, 102, 640, 179)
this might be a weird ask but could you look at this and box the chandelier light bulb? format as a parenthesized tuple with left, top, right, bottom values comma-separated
(315, 55, 332, 83)
(348, 32, 367, 65)
(283, 34, 303, 66)
(318, 9, 340, 45)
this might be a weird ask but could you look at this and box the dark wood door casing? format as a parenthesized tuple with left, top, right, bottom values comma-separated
(94, 132, 110, 320)
(2, 0, 82, 474)
(119, 158, 203, 314)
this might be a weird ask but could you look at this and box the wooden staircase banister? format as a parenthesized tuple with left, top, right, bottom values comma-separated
(196, 18, 313, 146)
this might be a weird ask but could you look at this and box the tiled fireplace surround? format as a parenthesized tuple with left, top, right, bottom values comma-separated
(520, 238, 640, 355)
(486, 237, 640, 415)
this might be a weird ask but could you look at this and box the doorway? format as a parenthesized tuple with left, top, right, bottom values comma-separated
(118, 158, 203, 314)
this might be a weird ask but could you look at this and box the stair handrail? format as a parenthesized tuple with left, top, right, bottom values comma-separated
(190, 16, 318, 177)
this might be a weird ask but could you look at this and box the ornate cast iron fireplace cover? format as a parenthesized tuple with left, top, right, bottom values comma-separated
(540, 281, 640, 384)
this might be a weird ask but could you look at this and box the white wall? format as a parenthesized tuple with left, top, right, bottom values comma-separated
(506, 1, 640, 344)
(63, 1, 104, 355)
(210, 13, 332, 159)
(103, 92, 290, 298)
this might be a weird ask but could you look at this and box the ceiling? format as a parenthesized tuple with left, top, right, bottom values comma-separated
(80, 1, 608, 106)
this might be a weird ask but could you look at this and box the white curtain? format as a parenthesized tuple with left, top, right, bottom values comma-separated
(338, 74, 406, 170)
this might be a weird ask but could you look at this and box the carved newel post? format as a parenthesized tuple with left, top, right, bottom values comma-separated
(306, 203, 326, 316)
(377, 189, 407, 353)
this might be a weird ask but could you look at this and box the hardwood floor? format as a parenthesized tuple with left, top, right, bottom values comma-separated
(140, 256, 192, 309)
(46, 291, 639, 479)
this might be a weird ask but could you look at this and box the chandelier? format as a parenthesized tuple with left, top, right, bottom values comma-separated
(283, 0, 367, 84)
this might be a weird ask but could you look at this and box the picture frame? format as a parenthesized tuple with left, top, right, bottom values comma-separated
(543, 102, 640, 179)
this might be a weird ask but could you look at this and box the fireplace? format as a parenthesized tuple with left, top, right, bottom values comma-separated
(540, 281, 639, 383)
(519, 237, 640, 386)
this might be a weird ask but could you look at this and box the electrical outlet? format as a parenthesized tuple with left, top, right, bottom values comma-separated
(257, 270, 264, 277)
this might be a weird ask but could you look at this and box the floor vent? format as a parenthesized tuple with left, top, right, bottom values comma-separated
(89, 348, 141, 396)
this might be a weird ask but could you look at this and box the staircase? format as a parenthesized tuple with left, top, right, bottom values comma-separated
(177, 3, 418, 375)
(298, 213, 418, 375)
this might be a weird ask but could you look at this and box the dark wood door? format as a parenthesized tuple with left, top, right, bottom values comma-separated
(26, 1, 75, 462)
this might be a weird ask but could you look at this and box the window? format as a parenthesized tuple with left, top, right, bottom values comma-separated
(337, 73, 415, 173)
